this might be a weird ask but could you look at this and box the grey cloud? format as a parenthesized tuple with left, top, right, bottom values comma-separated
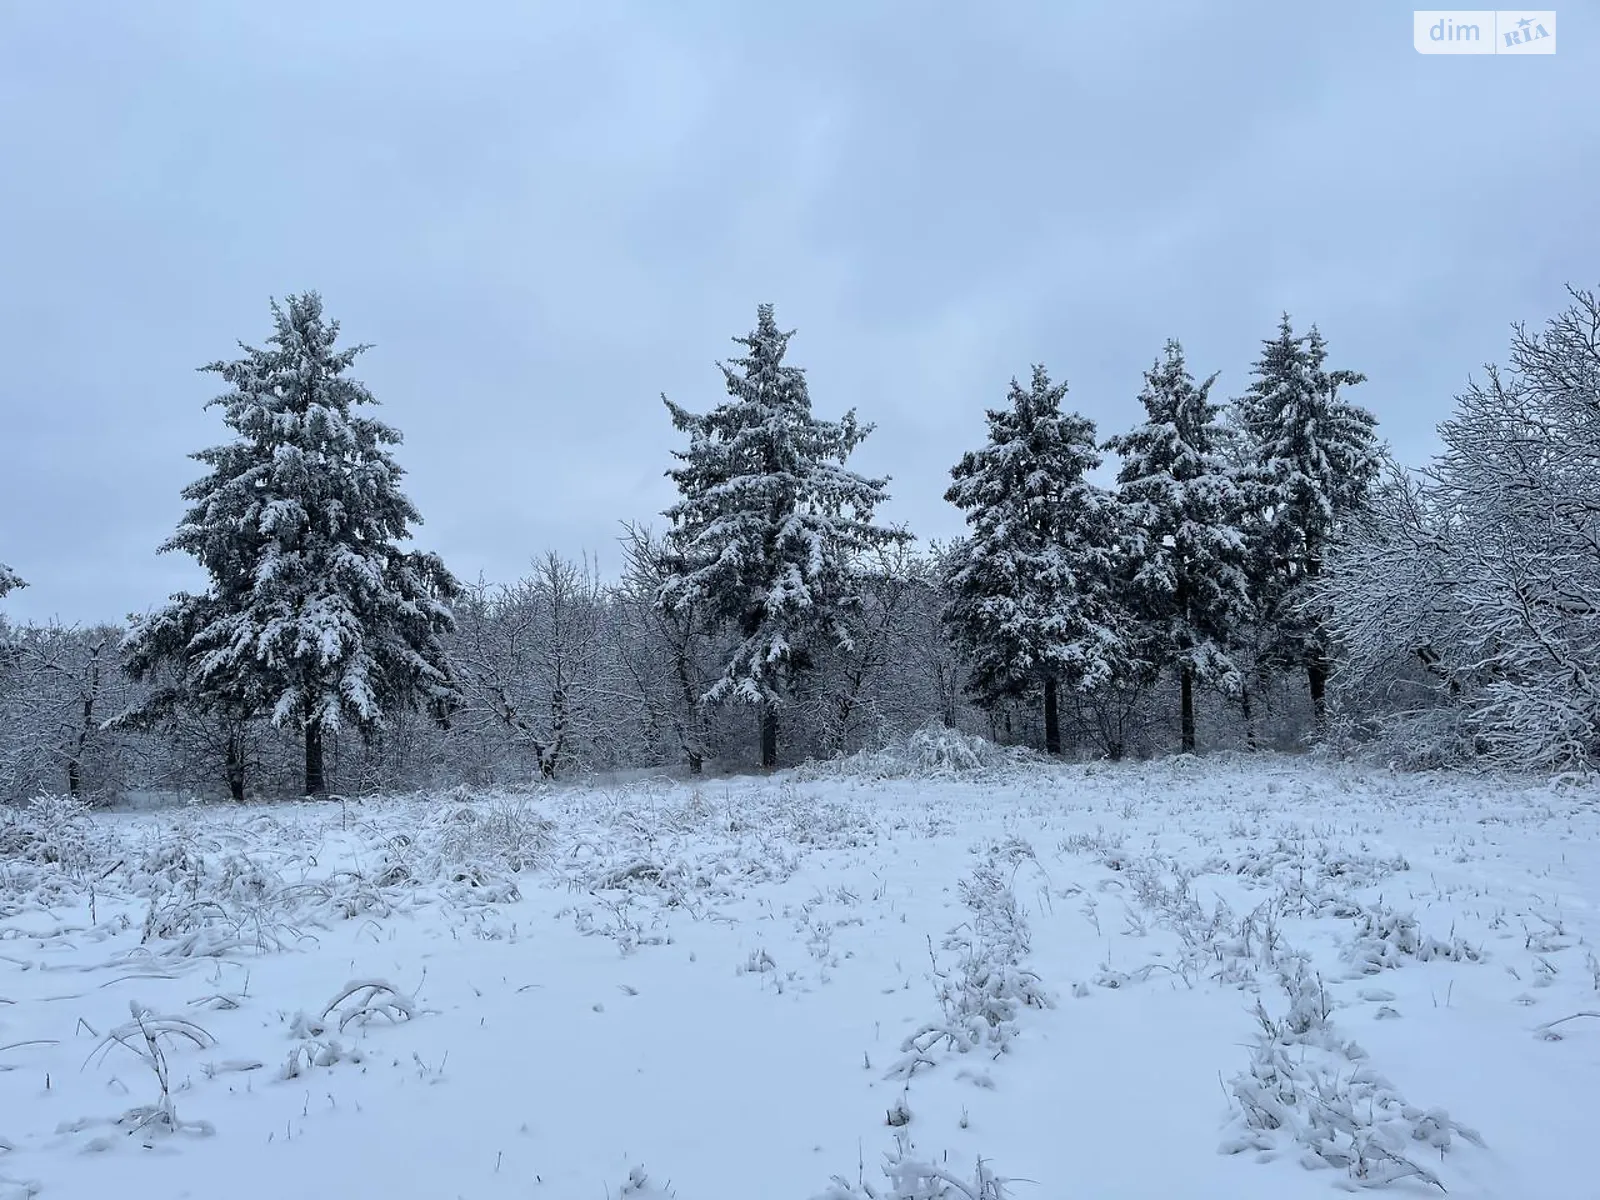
(2, 0, 1595, 624)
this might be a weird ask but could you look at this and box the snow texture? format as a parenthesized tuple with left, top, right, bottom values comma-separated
(0, 757, 1594, 1199)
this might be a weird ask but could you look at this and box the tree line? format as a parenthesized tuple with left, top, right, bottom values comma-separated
(3, 284, 1594, 801)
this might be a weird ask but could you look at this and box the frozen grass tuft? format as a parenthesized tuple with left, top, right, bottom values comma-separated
(615, 1163, 677, 1197)
(813, 1138, 1010, 1199)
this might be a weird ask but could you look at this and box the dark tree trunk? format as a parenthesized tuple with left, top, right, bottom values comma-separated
(67, 662, 99, 798)
(1042, 677, 1061, 755)
(1241, 684, 1258, 752)
(1308, 658, 1329, 728)
(673, 648, 706, 776)
(759, 703, 778, 769)
(1180, 663, 1197, 754)
(225, 730, 246, 802)
(1305, 547, 1330, 729)
(305, 721, 327, 797)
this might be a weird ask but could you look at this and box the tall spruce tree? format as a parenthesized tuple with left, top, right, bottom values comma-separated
(942, 365, 1127, 754)
(123, 292, 460, 796)
(1104, 340, 1252, 753)
(1236, 315, 1380, 725)
(658, 303, 906, 769)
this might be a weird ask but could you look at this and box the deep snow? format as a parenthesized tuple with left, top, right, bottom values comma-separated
(0, 747, 1596, 1199)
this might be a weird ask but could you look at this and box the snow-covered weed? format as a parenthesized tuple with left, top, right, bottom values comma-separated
(1226, 1034, 1482, 1189)
(1342, 903, 1484, 973)
(615, 1164, 677, 1197)
(813, 1137, 1010, 1199)
(319, 978, 417, 1031)
(81, 1002, 217, 1144)
(276, 979, 413, 1079)
(1224, 938, 1483, 1188)
(888, 857, 1052, 1080)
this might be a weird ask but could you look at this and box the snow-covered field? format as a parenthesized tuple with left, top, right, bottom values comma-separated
(1, 740, 1597, 1199)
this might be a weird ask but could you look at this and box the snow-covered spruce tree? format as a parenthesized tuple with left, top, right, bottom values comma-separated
(658, 303, 908, 769)
(1104, 340, 1252, 753)
(942, 365, 1129, 755)
(0, 562, 22, 599)
(121, 293, 460, 797)
(1234, 315, 1380, 727)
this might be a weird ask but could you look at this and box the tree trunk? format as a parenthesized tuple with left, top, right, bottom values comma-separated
(1240, 684, 1258, 752)
(305, 721, 327, 797)
(1180, 663, 1197, 754)
(67, 663, 99, 799)
(225, 732, 246, 803)
(1304, 545, 1330, 729)
(1042, 677, 1061, 755)
(1308, 658, 1329, 729)
(759, 702, 778, 769)
(673, 648, 706, 776)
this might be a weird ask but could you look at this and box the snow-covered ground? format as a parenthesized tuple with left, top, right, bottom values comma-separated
(1, 740, 1597, 1199)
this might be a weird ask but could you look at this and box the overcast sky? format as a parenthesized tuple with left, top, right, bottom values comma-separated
(1, 1, 1595, 626)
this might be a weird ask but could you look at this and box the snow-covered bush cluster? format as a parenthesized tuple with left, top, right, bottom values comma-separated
(813, 724, 1023, 781)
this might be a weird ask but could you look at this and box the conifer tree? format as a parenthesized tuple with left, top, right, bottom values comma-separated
(1236, 315, 1380, 725)
(122, 292, 460, 796)
(658, 303, 906, 769)
(0, 563, 22, 599)
(1105, 340, 1252, 752)
(942, 365, 1127, 754)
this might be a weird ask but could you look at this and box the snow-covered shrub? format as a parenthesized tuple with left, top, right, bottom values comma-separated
(424, 793, 554, 878)
(0, 794, 105, 905)
(817, 723, 1020, 780)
